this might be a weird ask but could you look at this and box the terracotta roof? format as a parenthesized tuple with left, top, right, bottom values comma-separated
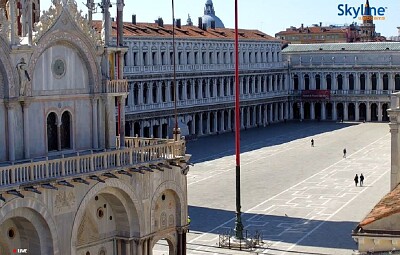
(359, 184, 400, 227)
(92, 21, 279, 41)
(276, 26, 348, 36)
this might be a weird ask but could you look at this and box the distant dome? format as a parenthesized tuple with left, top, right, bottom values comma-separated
(201, 0, 225, 28)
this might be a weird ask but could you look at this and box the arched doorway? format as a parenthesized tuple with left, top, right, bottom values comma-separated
(71, 183, 142, 255)
(151, 189, 182, 255)
(304, 102, 311, 120)
(359, 103, 367, 121)
(326, 103, 333, 120)
(152, 238, 175, 254)
(348, 103, 355, 121)
(371, 103, 378, 121)
(292, 102, 300, 120)
(315, 102, 321, 120)
(382, 103, 389, 122)
(162, 123, 168, 138)
(336, 103, 344, 121)
(134, 122, 141, 137)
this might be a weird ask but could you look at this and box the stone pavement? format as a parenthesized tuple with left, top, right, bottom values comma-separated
(155, 122, 391, 255)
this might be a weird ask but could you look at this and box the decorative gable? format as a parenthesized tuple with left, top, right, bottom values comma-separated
(33, 0, 102, 47)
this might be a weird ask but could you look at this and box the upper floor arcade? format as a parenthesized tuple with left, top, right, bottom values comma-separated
(91, 20, 284, 76)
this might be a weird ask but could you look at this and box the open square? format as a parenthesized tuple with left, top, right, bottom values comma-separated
(155, 122, 390, 254)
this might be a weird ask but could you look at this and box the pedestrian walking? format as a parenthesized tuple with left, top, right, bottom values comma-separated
(311, 139, 314, 147)
(354, 174, 359, 186)
(187, 216, 191, 232)
(360, 173, 365, 186)
(343, 148, 347, 158)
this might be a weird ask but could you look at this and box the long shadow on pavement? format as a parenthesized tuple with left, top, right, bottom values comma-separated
(188, 205, 357, 250)
(187, 121, 358, 164)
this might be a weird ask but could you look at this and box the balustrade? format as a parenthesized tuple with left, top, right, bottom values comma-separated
(106, 80, 129, 93)
(0, 137, 185, 190)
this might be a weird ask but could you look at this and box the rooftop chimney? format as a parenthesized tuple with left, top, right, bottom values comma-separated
(210, 20, 216, 29)
(301, 23, 304, 30)
(320, 22, 322, 27)
(176, 18, 181, 29)
(132, 14, 136, 25)
(202, 23, 207, 30)
(156, 17, 164, 27)
(111, 17, 115, 22)
(198, 17, 202, 29)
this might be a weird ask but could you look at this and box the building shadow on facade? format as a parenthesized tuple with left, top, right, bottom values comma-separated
(188, 205, 357, 250)
(187, 121, 358, 164)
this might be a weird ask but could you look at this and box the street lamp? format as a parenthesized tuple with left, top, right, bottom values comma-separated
(234, 0, 244, 240)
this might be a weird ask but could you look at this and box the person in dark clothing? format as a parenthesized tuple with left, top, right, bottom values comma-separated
(354, 174, 359, 187)
(311, 139, 314, 147)
(360, 174, 364, 186)
(343, 148, 347, 158)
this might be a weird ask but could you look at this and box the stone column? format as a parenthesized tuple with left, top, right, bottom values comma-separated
(21, 101, 31, 159)
(344, 102, 348, 121)
(139, 83, 144, 104)
(274, 103, 279, 122)
(240, 108, 244, 128)
(388, 107, 400, 190)
(136, 239, 143, 255)
(355, 102, 360, 121)
(91, 97, 99, 149)
(378, 102, 382, 121)
(311, 102, 315, 120)
(118, 96, 126, 148)
(207, 112, 211, 134)
(222, 111, 226, 131)
(228, 110, 232, 130)
(332, 73, 337, 91)
(300, 102, 304, 120)
(285, 102, 289, 121)
(6, 102, 16, 161)
(367, 103, 371, 121)
(333, 102, 337, 121)
(355, 73, 360, 92)
(214, 111, 218, 133)
(321, 102, 326, 120)
(269, 104, 274, 123)
(199, 113, 203, 135)
(280, 103, 284, 121)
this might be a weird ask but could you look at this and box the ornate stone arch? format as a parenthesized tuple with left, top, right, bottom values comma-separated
(0, 37, 18, 98)
(0, 197, 60, 255)
(27, 31, 101, 96)
(70, 179, 144, 255)
(150, 181, 187, 232)
(151, 232, 176, 254)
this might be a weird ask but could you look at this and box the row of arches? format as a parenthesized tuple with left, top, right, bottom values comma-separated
(0, 180, 186, 255)
(293, 102, 389, 122)
(293, 73, 400, 91)
(127, 74, 286, 107)
(126, 43, 282, 67)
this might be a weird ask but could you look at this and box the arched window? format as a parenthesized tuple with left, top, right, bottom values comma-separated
(315, 74, 321, 90)
(293, 74, 299, 90)
(304, 74, 310, 90)
(60, 111, 71, 149)
(326, 74, 332, 90)
(337, 74, 343, 90)
(47, 112, 58, 151)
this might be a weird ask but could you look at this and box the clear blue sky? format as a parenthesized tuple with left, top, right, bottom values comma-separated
(41, 0, 400, 37)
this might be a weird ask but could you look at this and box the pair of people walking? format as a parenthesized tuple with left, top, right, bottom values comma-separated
(354, 173, 365, 186)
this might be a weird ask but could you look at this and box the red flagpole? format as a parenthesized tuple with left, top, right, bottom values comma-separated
(234, 0, 244, 240)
